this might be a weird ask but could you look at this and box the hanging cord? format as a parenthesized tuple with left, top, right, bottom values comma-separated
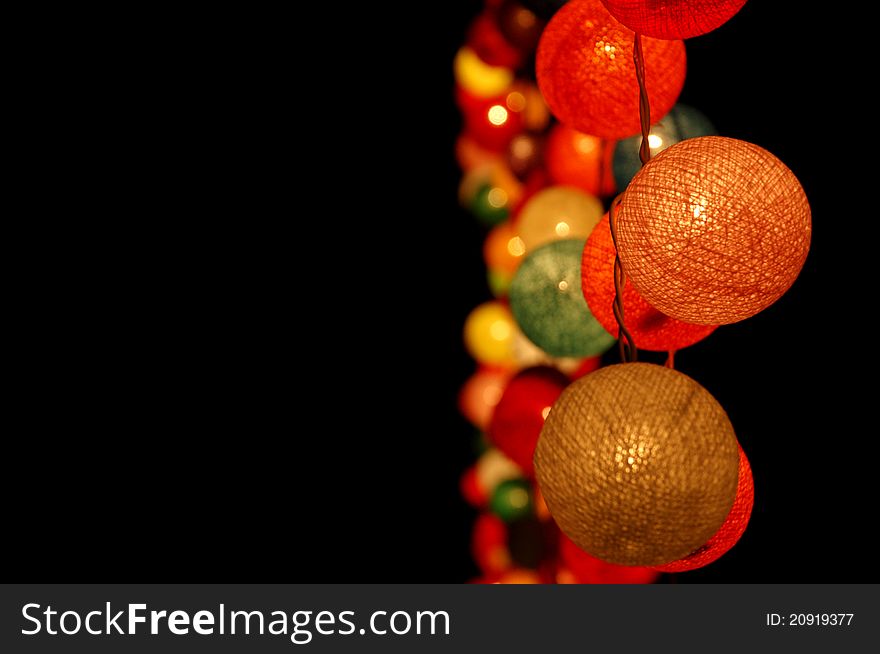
(634, 33, 652, 166)
(608, 195, 637, 362)
(608, 33, 654, 363)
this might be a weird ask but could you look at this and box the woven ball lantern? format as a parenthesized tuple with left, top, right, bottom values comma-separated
(612, 103, 715, 190)
(617, 136, 811, 325)
(534, 363, 740, 566)
(489, 366, 570, 475)
(582, 213, 717, 350)
(509, 239, 615, 357)
(654, 445, 754, 572)
(536, 0, 686, 139)
(600, 0, 748, 40)
(516, 186, 604, 250)
(545, 123, 617, 197)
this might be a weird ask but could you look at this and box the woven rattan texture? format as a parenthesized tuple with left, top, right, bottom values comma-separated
(617, 136, 811, 325)
(600, 0, 748, 40)
(534, 363, 739, 566)
(582, 212, 717, 350)
(536, 0, 686, 139)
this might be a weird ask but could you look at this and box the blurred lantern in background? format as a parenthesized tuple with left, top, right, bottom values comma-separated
(463, 301, 519, 366)
(498, 1, 546, 51)
(455, 134, 500, 173)
(534, 364, 740, 566)
(582, 213, 717, 351)
(536, 0, 686, 138)
(459, 88, 527, 152)
(476, 449, 524, 503)
(654, 445, 754, 572)
(460, 465, 488, 508)
(484, 222, 527, 276)
(599, 0, 748, 40)
(459, 161, 523, 227)
(545, 123, 616, 197)
(490, 478, 534, 522)
(454, 46, 514, 98)
(508, 81, 551, 132)
(509, 239, 615, 357)
(468, 10, 524, 69)
(617, 136, 811, 325)
(612, 104, 715, 190)
(516, 186, 603, 250)
(472, 513, 512, 576)
(470, 183, 511, 225)
(489, 366, 569, 475)
(507, 133, 545, 181)
(458, 367, 512, 430)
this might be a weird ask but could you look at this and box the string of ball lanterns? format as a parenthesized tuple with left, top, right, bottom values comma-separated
(455, 0, 809, 583)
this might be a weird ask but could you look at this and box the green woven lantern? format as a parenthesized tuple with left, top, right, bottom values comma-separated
(509, 239, 615, 357)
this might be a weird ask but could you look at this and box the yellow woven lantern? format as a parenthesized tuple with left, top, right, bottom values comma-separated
(516, 186, 604, 251)
(534, 363, 740, 566)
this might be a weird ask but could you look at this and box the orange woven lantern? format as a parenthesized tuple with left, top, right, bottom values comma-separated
(600, 0, 748, 40)
(582, 213, 716, 351)
(654, 444, 754, 572)
(484, 222, 527, 276)
(534, 363, 740, 566)
(545, 123, 617, 197)
(536, 0, 686, 139)
(617, 136, 811, 325)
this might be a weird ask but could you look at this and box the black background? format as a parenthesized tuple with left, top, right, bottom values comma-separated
(8, 2, 876, 583)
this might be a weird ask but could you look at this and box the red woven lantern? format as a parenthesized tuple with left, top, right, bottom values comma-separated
(600, 0, 748, 40)
(617, 136, 811, 325)
(488, 366, 570, 475)
(545, 123, 617, 197)
(536, 0, 686, 139)
(654, 445, 754, 572)
(558, 532, 660, 584)
(582, 213, 716, 351)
